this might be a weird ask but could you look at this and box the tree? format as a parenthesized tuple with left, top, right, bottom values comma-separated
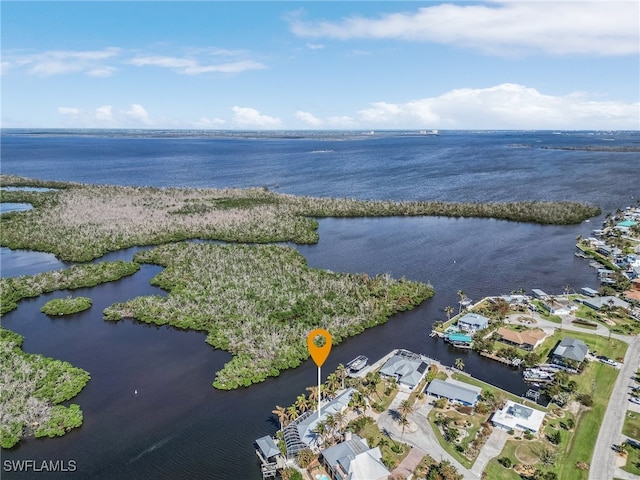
(457, 290, 467, 315)
(295, 394, 309, 413)
(398, 399, 415, 419)
(399, 416, 410, 440)
(454, 358, 465, 371)
(336, 363, 347, 389)
(287, 405, 300, 422)
(444, 305, 455, 321)
(272, 405, 288, 429)
(296, 448, 315, 468)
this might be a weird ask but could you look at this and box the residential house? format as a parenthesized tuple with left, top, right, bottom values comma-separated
(320, 434, 391, 480)
(457, 313, 489, 333)
(552, 337, 588, 367)
(497, 327, 547, 351)
(580, 296, 630, 311)
(492, 401, 546, 433)
(378, 350, 429, 390)
(426, 378, 482, 407)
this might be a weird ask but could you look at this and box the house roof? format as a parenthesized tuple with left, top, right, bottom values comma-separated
(256, 435, 280, 459)
(426, 378, 482, 405)
(448, 333, 473, 343)
(294, 388, 356, 447)
(581, 296, 631, 311)
(457, 313, 489, 328)
(553, 337, 588, 362)
(379, 354, 428, 388)
(497, 327, 546, 347)
(492, 400, 546, 433)
(322, 437, 390, 480)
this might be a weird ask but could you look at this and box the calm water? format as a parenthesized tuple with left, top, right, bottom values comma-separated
(1, 130, 638, 479)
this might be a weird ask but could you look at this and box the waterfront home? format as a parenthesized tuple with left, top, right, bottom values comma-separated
(283, 388, 356, 457)
(551, 337, 588, 367)
(541, 297, 576, 315)
(456, 312, 489, 333)
(497, 327, 547, 351)
(491, 400, 545, 434)
(320, 434, 391, 480)
(581, 287, 599, 297)
(255, 435, 286, 478)
(531, 289, 548, 300)
(426, 378, 482, 407)
(378, 349, 429, 390)
(579, 295, 631, 311)
(624, 279, 640, 303)
(446, 331, 473, 349)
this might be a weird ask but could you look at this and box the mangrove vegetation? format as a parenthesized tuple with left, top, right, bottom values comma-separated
(103, 243, 434, 389)
(1, 175, 600, 262)
(0, 260, 140, 315)
(0, 328, 90, 448)
(41, 296, 93, 316)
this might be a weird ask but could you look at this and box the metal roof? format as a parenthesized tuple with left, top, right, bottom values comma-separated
(426, 378, 481, 406)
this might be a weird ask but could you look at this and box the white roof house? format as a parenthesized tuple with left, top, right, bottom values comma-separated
(457, 313, 489, 333)
(321, 435, 391, 480)
(492, 401, 546, 433)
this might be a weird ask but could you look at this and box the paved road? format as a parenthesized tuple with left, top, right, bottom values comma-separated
(589, 336, 640, 480)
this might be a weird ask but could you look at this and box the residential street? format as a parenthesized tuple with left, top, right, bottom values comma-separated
(589, 335, 640, 480)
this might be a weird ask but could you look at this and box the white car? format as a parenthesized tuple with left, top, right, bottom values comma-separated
(630, 396, 640, 405)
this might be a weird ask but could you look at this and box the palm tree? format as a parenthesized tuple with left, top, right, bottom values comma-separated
(399, 416, 410, 440)
(272, 405, 288, 429)
(457, 290, 467, 314)
(295, 394, 309, 413)
(333, 411, 347, 435)
(398, 399, 415, 419)
(287, 405, 299, 422)
(454, 357, 465, 371)
(306, 385, 319, 409)
(349, 391, 367, 414)
(336, 363, 347, 389)
(325, 373, 340, 398)
(444, 305, 455, 321)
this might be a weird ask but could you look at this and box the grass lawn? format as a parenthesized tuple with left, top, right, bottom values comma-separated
(483, 440, 531, 480)
(623, 410, 640, 441)
(622, 441, 640, 476)
(427, 409, 474, 469)
(359, 422, 410, 470)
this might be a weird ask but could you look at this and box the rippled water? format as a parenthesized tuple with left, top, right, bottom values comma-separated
(0, 130, 638, 479)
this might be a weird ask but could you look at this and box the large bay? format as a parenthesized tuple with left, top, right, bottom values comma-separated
(1, 130, 638, 479)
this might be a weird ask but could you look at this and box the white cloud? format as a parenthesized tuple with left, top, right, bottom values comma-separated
(231, 106, 282, 129)
(57, 107, 80, 115)
(194, 116, 227, 128)
(289, 2, 639, 56)
(124, 104, 150, 124)
(295, 110, 324, 127)
(129, 55, 266, 75)
(306, 43, 325, 50)
(350, 83, 639, 129)
(95, 105, 113, 122)
(5, 48, 121, 77)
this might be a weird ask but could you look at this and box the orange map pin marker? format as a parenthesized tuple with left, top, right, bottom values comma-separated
(307, 329, 332, 367)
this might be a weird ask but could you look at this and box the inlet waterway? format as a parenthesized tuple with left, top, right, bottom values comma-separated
(1, 130, 638, 479)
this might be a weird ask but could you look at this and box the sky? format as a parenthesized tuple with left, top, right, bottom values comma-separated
(1, 1, 639, 130)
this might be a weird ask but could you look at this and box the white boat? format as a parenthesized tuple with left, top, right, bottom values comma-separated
(346, 355, 368, 372)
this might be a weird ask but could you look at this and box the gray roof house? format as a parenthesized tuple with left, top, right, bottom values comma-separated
(379, 350, 428, 390)
(457, 313, 489, 333)
(426, 378, 482, 406)
(255, 435, 281, 460)
(283, 388, 356, 457)
(580, 296, 630, 311)
(552, 337, 589, 364)
(321, 435, 391, 480)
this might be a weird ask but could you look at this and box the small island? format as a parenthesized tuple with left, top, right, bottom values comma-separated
(41, 296, 93, 316)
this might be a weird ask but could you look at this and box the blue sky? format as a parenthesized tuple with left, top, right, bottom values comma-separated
(2, 1, 639, 130)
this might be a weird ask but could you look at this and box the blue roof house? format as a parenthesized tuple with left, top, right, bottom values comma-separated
(457, 313, 489, 333)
